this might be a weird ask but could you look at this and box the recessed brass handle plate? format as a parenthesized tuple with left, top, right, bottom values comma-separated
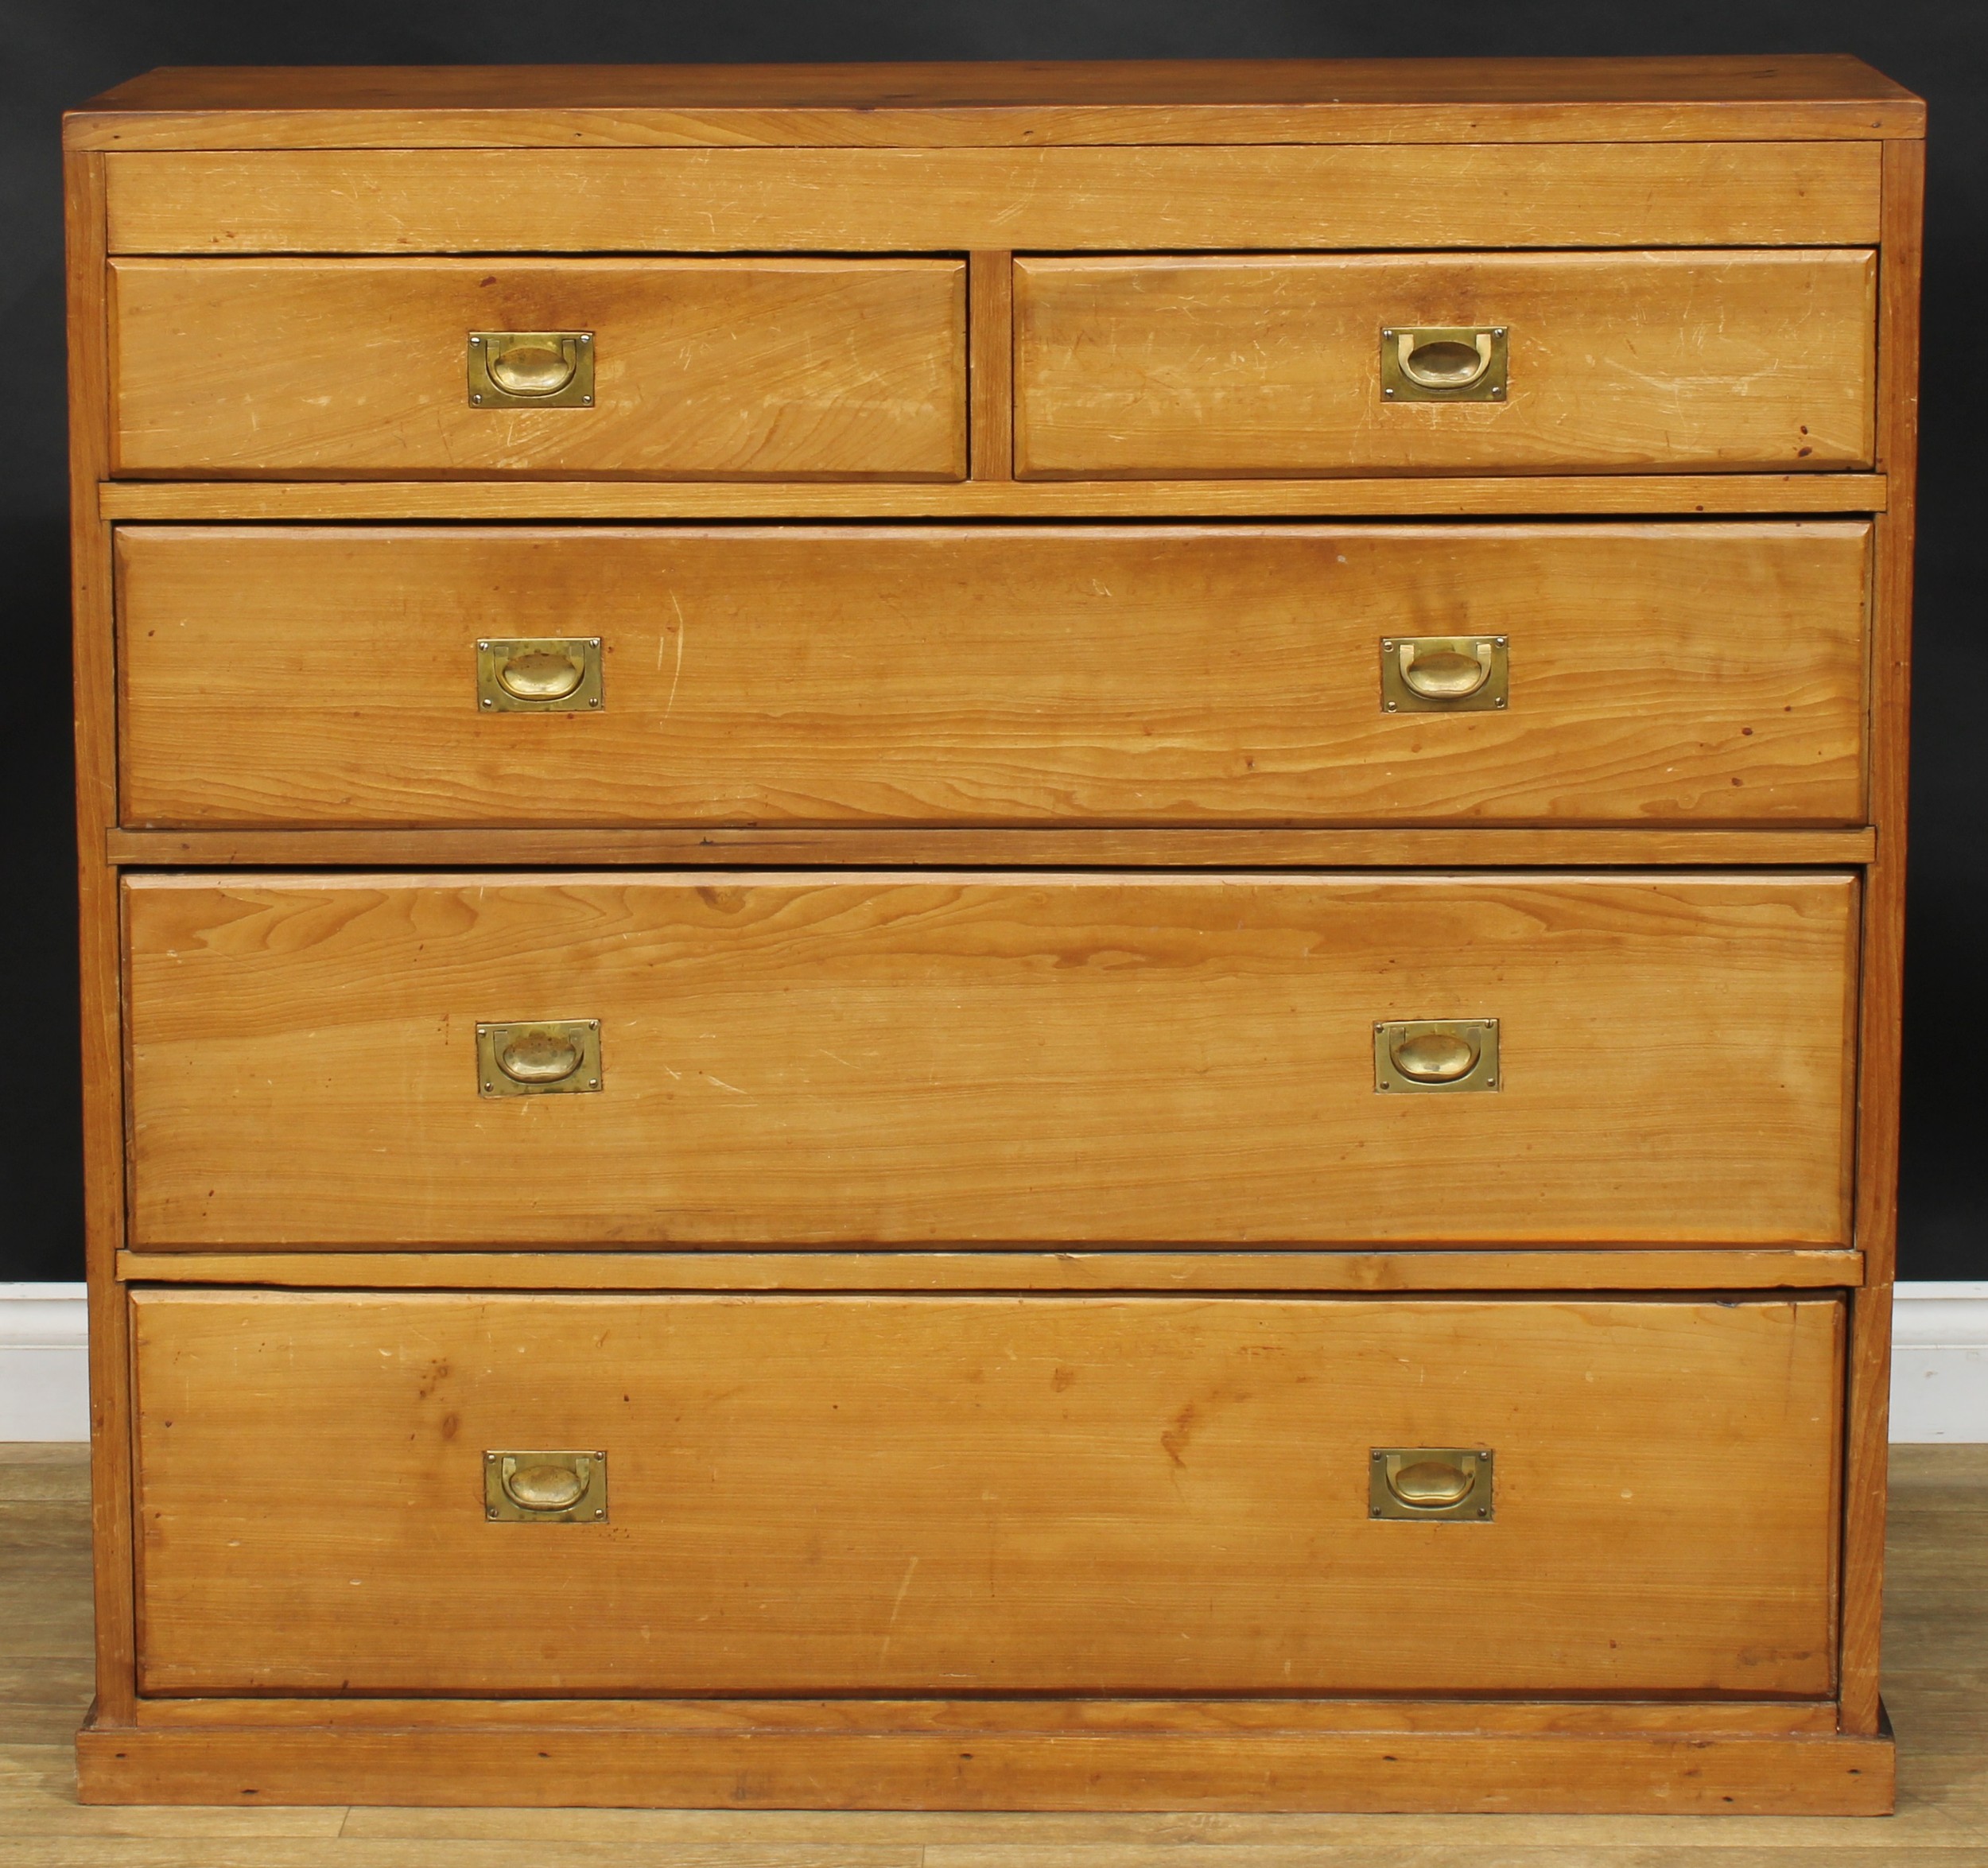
(476, 1019, 602, 1097)
(476, 638, 604, 713)
(1380, 636, 1508, 713)
(1370, 1448, 1493, 1521)
(1380, 326, 1508, 402)
(468, 331, 595, 408)
(1374, 1018, 1500, 1093)
(484, 1450, 608, 1523)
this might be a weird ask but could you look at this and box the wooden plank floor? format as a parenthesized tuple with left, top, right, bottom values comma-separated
(5, 1440, 1986, 1862)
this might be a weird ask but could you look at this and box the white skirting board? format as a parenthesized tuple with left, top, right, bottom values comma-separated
(3, 1280, 1987, 1443)
(1889, 1282, 1988, 1443)
(0, 1283, 89, 1441)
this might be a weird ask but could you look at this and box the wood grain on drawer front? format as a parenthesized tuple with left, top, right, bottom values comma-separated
(116, 522, 1870, 829)
(123, 872, 1858, 1249)
(1014, 251, 1875, 478)
(100, 143, 1883, 254)
(130, 1288, 1842, 1697)
(109, 258, 966, 479)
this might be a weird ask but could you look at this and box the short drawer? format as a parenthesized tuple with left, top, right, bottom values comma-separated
(109, 258, 966, 479)
(116, 521, 1870, 829)
(130, 1287, 1842, 1698)
(1014, 250, 1874, 478)
(124, 871, 1857, 1249)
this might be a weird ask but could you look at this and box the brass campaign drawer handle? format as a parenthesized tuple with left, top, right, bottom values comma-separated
(1374, 1018, 1500, 1093)
(1400, 330, 1492, 389)
(1394, 1030, 1477, 1081)
(476, 1019, 603, 1097)
(1380, 325, 1508, 402)
(468, 331, 595, 408)
(485, 1451, 608, 1523)
(1371, 1448, 1494, 1520)
(1400, 639, 1491, 700)
(476, 638, 604, 712)
(1380, 635, 1508, 713)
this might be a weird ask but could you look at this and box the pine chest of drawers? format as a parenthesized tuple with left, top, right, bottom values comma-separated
(64, 57, 1922, 1813)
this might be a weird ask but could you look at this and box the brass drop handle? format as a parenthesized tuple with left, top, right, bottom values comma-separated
(1371, 1448, 1494, 1523)
(1398, 639, 1494, 701)
(1370, 1448, 1494, 1520)
(485, 1450, 608, 1522)
(467, 332, 595, 408)
(1389, 1028, 1481, 1083)
(476, 1020, 603, 1097)
(495, 646, 585, 702)
(1380, 328, 1507, 403)
(476, 639, 603, 713)
(484, 335, 579, 398)
(1396, 329, 1494, 390)
(1388, 1453, 1476, 1507)
(1373, 1019, 1499, 1093)
(496, 1029, 584, 1085)
(1379, 636, 1508, 713)
(503, 1460, 586, 1510)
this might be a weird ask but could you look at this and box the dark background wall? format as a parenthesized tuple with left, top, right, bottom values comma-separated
(3, 2, 1981, 1281)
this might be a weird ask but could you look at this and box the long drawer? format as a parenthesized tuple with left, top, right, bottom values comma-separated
(116, 522, 1870, 829)
(130, 1287, 1842, 1697)
(1015, 250, 1875, 478)
(110, 258, 967, 478)
(102, 143, 1884, 255)
(124, 871, 1858, 1249)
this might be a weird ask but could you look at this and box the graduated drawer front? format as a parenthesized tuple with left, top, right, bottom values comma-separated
(130, 1287, 1842, 1698)
(109, 258, 967, 479)
(116, 521, 1870, 829)
(124, 872, 1858, 1249)
(1015, 251, 1875, 478)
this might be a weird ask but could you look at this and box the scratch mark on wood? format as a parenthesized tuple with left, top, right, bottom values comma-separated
(879, 1553, 920, 1660)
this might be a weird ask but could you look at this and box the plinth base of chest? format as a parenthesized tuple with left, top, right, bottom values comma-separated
(77, 1701, 1897, 1814)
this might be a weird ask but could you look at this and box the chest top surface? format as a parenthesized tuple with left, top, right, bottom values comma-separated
(64, 55, 1924, 149)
